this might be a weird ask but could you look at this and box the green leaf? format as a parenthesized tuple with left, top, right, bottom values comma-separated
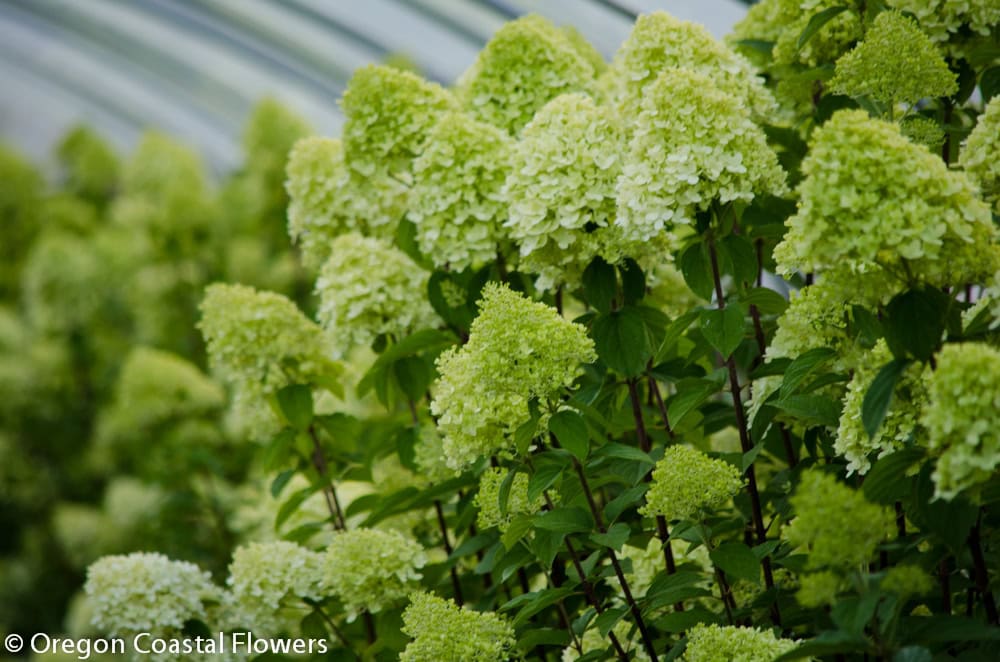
(358, 328, 455, 397)
(680, 242, 715, 299)
(501, 516, 534, 550)
(884, 288, 952, 361)
(591, 522, 630, 551)
(903, 615, 1000, 643)
(527, 464, 563, 503)
(517, 628, 571, 651)
(981, 66, 1000, 103)
(797, 6, 848, 51)
(700, 306, 745, 359)
(774, 394, 841, 428)
(593, 442, 655, 467)
(667, 378, 720, 428)
(710, 541, 761, 583)
(741, 287, 788, 315)
(861, 359, 910, 439)
(645, 571, 713, 613)
(450, 533, 495, 560)
(654, 310, 700, 364)
(595, 605, 628, 637)
(604, 484, 649, 522)
(394, 218, 431, 269)
(863, 448, 924, 504)
(275, 384, 313, 430)
(504, 587, 577, 626)
(780, 347, 837, 398)
(533, 507, 594, 534)
(720, 234, 758, 286)
(393, 355, 431, 402)
(582, 256, 618, 313)
(892, 646, 932, 662)
(620, 258, 647, 305)
(498, 468, 518, 518)
(548, 409, 590, 461)
(655, 606, 716, 633)
(591, 307, 653, 377)
(270, 469, 296, 499)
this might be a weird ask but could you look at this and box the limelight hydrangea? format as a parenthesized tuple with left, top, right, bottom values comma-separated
(920, 343, 1000, 500)
(785, 471, 893, 569)
(474, 468, 546, 532)
(242, 97, 312, 183)
(771, 0, 863, 68)
(85, 552, 215, 635)
(561, 25, 606, 74)
(682, 624, 798, 662)
(835, 341, 928, 474)
(640, 445, 744, 522)
(431, 283, 596, 470)
(616, 69, 786, 244)
(881, 564, 933, 598)
(56, 125, 119, 201)
(315, 233, 437, 354)
(226, 541, 324, 634)
(20, 231, 105, 332)
(886, 0, 1000, 57)
(900, 115, 946, 151)
(795, 570, 843, 607)
(285, 137, 385, 270)
(413, 424, 457, 483)
(456, 14, 596, 135)
(775, 110, 997, 287)
(103, 478, 164, 531)
(960, 97, 1000, 213)
(322, 528, 426, 619)
(409, 112, 512, 270)
(608, 11, 775, 118)
(504, 93, 648, 289)
(400, 592, 516, 662)
(830, 11, 957, 107)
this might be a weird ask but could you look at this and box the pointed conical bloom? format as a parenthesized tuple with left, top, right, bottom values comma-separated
(431, 283, 595, 470)
(456, 14, 596, 135)
(409, 112, 512, 270)
(616, 69, 785, 244)
(682, 624, 798, 662)
(400, 592, 515, 661)
(960, 96, 1000, 213)
(640, 444, 743, 522)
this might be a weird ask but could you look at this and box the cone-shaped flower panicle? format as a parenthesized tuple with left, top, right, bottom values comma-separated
(886, 0, 1000, 57)
(474, 467, 546, 532)
(640, 444, 743, 522)
(681, 624, 798, 662)
(960, 96, 1000, 213)
(400, 591, 516, 661)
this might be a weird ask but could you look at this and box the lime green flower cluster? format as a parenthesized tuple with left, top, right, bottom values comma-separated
(504, 93, 638, 290)
(835, 341, 928, 474)
(921, 343, 1000, 500)
(960, 97, 1000, 213)
(640, 445, 743, 522)
(785, 471, 893, 570)
(285, 137, 380, 270)
(616, 69, 786, 244)
(886, 0, 1000, 57)
(474, 468, 546, 532)
(830, 11, 956, 107)
(796, 570, 844, 607)
(400, 592, 516, 662)
(681, 624, 798, 662)
(432, 283, 595, 470)
(242, 97, 312, 190)
(900, 115, 947, 150)
(56, 125, 120, 203)
(732, 0, 861, 69)
(226, 541, 324, 634)
(322, 528, 426, 620)
(608, 11, 775, 118)
(775, 110, 996, 288)
(409, 112, 512, 269)
(84, 552, 216, 636)
(456, 14, 597, 136)
(314, 233, 436, 354)
(880, 564, 933, 599)
(413, 425, 456, 483)
(20, 232, 106, 333)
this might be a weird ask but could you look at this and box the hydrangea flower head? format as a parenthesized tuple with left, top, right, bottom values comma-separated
(640, 444, 743, 521)
(771, 0, 863, 68)
(242, 97, 312, 182)
(409, 111, 512, 270)
(56, 125, 119, 201)
(315, 233, 437, 354)
(920, 343, 1000, 500)
(775, 110, 996, 287)
(400, 591, 516, 661)
(682, 624, 798, 662)
(616, 69, 786, 244)
(226, 541, 325, 635)
(456, 14, 596, 135)
(322, 528, 426, 620)
(960, 96, 1000, 213)
(85, 552, 215, 635)
(505, 93, 650, 289)
(474, 467, 546, 531)
(830, 11, 957, 106)
(608, 11, 775, 118)
(785, 471, 893, 569)
(886, 0, 1000, 57)
(114, 347, 224, 427)
(431, 283, 596, 470)
(881, 564, 933, 599)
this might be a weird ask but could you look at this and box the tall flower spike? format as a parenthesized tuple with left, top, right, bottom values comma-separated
(920, 343, 1000, 500)
(226, 541, 325, 635)
(616, 69, 786, 244)
(608, 11, 775, 118)
(640, 444, 743, 522)
(456, 14, 596, 135)
(400, 592, 516, 662)
(784, 471, 893, 570)
(960, 96, 1000, 213)
(830, 11, 957, 107)
(681, 624, 798, 661)
(408, 111, 513, 270)
(85, 552, 216, 636)
(314, 233, 437, 355)
(505, 93, 652, 290)
(431, 283, 596, 471)
(322, 528, 426, 621)
(774, 109, 997, 287)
